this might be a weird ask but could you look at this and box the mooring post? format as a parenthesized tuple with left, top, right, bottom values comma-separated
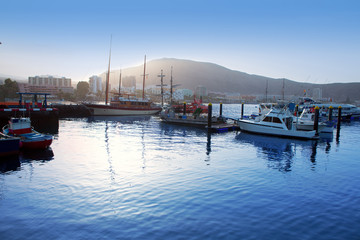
(219, 102, 223, 117)
(295, 105, 298, 116)
(336, 106, 342, 138)
(313, 106, 320, 134)
(208, 103, 213, 129)
(183, 102, 186, 116)
(241, 103, 244, 119)
(328, 106, 333, 122)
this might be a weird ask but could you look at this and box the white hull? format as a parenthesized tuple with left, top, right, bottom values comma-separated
(86, 104, 161, 116)
(238, 120, 318, 139)
(295, 123, 334, 133)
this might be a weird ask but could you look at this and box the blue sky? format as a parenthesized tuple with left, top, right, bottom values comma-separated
(1, 0, 359, 84)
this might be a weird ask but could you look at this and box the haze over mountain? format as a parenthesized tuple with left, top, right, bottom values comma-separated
(102, 58, 360, 102)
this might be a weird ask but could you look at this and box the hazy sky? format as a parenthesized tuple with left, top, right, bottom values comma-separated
(1, 0, 359, 84)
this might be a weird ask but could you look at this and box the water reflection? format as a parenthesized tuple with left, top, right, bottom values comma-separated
(0, 148, 54, 174)
(235, 132, 320, 172)
(88, 115, 151, 123)
(0, 155, 20, 173)
(20, 148, 54, 162)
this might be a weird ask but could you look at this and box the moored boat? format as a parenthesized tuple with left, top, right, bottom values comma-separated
(0, 132, 20, 157)
(160, 107, 224, 127)
(2, 117, 53, 150)
(238, 108, 318, 140)
(294, 108, 334, 133)
(85, 93, 162, 116)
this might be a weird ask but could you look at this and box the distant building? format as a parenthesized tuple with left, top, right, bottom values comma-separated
(195, 86, 207, 97)
(89, 75, 102, 94)
(26, 75, 74, 94)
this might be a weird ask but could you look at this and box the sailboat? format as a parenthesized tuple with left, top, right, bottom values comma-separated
(85, 45, 162, 116)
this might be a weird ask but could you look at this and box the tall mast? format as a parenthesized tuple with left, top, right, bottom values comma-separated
(282, 78, 285, 101)
(170, 66, 173, 105)
(142, 55, 146, 99)
(105, 35, 112, 105)
(157, 69, 166, 107)
(118, 70, 122, 95)
(265, 79, 268, 102)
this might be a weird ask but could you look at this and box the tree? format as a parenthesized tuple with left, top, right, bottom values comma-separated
(0, 78, 19, 101)
(76, 81, 89, 100)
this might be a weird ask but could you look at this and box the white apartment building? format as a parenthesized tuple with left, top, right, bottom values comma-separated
(89, 75, 102, 94)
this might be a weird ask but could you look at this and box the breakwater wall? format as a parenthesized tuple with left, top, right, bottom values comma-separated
(51, 104, 91, 118)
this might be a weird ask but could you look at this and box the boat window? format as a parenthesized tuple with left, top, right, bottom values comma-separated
(272, 117, 282, 123)
(263, 116, 272, 122)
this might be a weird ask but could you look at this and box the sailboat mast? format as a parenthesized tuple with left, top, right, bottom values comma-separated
(170, 66, 173, 105)
(118, 70, 122, 95)
(105, 36, 112, 105)
(142, 55, 146, 99)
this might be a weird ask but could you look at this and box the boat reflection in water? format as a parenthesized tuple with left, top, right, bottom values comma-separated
(20, 148, 54, 162)
(0, 155, 20, 173)
(88, 115, 151, 124)
(235, 132, 332, 172)
(0, 148, 54, 173)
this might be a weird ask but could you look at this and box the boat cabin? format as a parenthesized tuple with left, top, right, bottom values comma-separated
(8, 118, 32, 134)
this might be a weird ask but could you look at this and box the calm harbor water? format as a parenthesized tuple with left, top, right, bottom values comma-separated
(0, 104, 359, 240)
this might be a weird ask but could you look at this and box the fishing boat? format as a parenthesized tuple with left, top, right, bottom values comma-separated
(0, 132, 20, 157)
(237, 108, 318, 140)
(2, 117, 53, 150)
(85, 38, 161, 116)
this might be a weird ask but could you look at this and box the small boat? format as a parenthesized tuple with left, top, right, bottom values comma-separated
(2, 117, 53, 150)
(0, 132, 20, 157)
(294, 108, 334, 133)
(160, 107, 224, 127)
(238, 108, 318, 140)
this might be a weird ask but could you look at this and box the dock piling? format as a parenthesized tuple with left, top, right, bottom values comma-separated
(183, 102, 186, 116)
(313, 106, 319, 134)
(208, 103, 212, 129)
(219, 102, 223, 117)
(328, 106, 333, 121)
(241, 103, 244, 119)
(336, 106, 342, 139)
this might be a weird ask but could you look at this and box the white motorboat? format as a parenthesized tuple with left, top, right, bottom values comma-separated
(238, 108, 318, 140)
(294, 108, 334, 133)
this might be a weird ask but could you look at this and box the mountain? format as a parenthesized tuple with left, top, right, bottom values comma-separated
(102, 58, 359, 102)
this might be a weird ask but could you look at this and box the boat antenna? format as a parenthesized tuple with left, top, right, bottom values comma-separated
(118, 69, 122, 95)
(105, 35, 112, 105)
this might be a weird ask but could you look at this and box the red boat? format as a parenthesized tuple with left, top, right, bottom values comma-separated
(172, 97, 208, 113)
(2, 117, 53, 150)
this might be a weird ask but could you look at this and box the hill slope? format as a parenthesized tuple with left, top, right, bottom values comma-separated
(102, 58, 359, 102)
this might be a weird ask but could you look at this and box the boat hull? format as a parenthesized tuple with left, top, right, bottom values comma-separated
(21, 138, 53, 150)
(85, 104, 161, 116)
(238, 120, 318, 139)
(0, 136, 20, 157)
